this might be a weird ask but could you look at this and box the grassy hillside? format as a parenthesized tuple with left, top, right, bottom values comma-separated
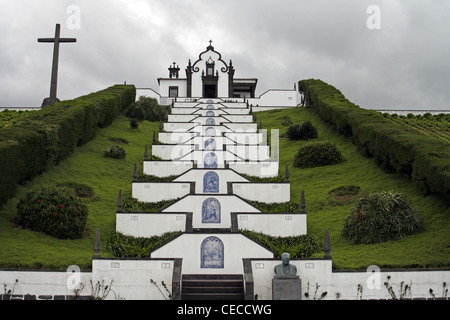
(258, 107, 450, 270)
(0, 115, 156, 269)
(0, 108, 448, 270)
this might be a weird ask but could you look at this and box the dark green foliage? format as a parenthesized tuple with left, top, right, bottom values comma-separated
(129, 118, 139, 129)
(298, 79, 450, 200)
(121, 195, 179, 212)
(103, 145, 126, 159)
(124, 96, 169, 122)
(105, 231, 182, 258)
(246, 200, 300, 212)
(57, 183, 94, 198)
(342, 191, 423, 244)
(242, 230, 321, 258)
(239, 173, 285, 183)
(293, 141, 344, 168)
(286, 121, 318, 140)
(0, 85, 136, 208)
(17, 185, 88, 239)
(136, 173, 178, 182)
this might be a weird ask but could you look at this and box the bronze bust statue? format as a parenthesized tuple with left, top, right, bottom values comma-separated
(274, 252, 297, 277)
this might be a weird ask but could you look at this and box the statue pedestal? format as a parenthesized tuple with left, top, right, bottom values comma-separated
(272, 276, 302, 300)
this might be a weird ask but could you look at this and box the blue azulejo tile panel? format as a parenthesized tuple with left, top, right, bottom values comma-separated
(201, 236, 224, 268)
(204, 138, 216, 151)
(202, 197, 221, 223)
(203, 171, 219, 193)
(204, 152, 218, 168)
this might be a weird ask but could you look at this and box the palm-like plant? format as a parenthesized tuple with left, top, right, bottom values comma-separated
(342, 191, 423, 244)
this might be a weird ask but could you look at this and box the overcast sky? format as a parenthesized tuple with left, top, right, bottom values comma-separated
(1, 0, 449, 110)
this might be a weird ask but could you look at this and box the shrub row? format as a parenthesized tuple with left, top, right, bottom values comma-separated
(0, 85, 136, 208)
(241, 230, 321, 258)
(298, 79, 450, 200)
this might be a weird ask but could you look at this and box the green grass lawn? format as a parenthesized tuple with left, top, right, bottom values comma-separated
(258, 107, 450, 270)
(0, 115, 158, 269)
(0, 109, 448, 271)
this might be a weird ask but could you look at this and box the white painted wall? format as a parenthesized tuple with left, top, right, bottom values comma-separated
(116, 213, 187, 237)
(136, 88, 161, 104)
(248, 89, 299, 108)
(228, 161, 279, 178)
(158, 132, 194, 144)
(92, 259, 175, 300)
(143, 161, 192, 177)
(0, 269, 92, 298)
(237, 213, 307, 237)
(158, 79, 188, 98)
(162, 195, 260, 230)
(150, 233, 274, 275)
(151, 144, 194, 160)
(231, 183, 290, 203)
(250, 259, 450, 300)
(132, 182, 191, 202)
(174, 169, 249, 194)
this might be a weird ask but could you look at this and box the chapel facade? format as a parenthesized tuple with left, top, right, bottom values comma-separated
(158, 41, 257, 99)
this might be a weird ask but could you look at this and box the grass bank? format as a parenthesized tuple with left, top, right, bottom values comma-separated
(257, 107, 449, 270)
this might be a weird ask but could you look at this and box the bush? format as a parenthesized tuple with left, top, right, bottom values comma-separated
(241, 230, 321, 258)
(104, 145, 126, 159)
(286, 121, 318, 140)
(105, 231, 181, 258)
(129, 118, 139, 129)
(0, 85, 136, 209)
(298, 79, 450, 200)
(293, 141, 344, 168)
(17, 185, 88, 239)
(124, 96, 168, 121)
(342, 191, 423, 244)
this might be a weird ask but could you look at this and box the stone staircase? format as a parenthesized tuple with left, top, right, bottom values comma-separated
(181, 274, 245, 300)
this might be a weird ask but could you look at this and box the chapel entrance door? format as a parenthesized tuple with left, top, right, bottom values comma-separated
(204, 85, 217, 98)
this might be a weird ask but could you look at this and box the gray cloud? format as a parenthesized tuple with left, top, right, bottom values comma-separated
(0, 0, 449, 110)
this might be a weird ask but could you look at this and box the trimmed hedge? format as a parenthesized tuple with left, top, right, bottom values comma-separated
(298, 79, 450, 200)
(0, 85, 136, 208)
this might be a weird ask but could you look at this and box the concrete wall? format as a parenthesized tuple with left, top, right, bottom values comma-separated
(132, 182, 192, 202)
(231, 182, 290, 203)
(249, 259, 450, 300)
(236, 213, 307, 237)
(228, 161, 279, 178)
(91, 259, 176, 300)
(116, 212, 187, 237)
(162, 195, 260, 230)
(150, 233, 274, 275)
(143, 160, 192, 177)
(248, 89, 299, 108)
(174, 169, 249, 194)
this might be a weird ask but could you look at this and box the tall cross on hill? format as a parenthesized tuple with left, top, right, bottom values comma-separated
(38, 23, 76, 107)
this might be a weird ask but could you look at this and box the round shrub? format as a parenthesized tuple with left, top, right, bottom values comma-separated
(104, 145, 126, 159)
(342, 191, 423, 244)
(17, 185, 88, 239)
(293, 141, 343, 168)
(124, 96, 168, 121)
(129, 118, 139, 129)
(286, 121, 318, 140)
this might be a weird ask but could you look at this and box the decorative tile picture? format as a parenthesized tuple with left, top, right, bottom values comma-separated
(201, 236, 224, 269)
(202, 197, 221, 223)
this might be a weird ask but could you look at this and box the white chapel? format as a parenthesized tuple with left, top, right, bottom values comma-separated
(137, 41, 299, 110)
